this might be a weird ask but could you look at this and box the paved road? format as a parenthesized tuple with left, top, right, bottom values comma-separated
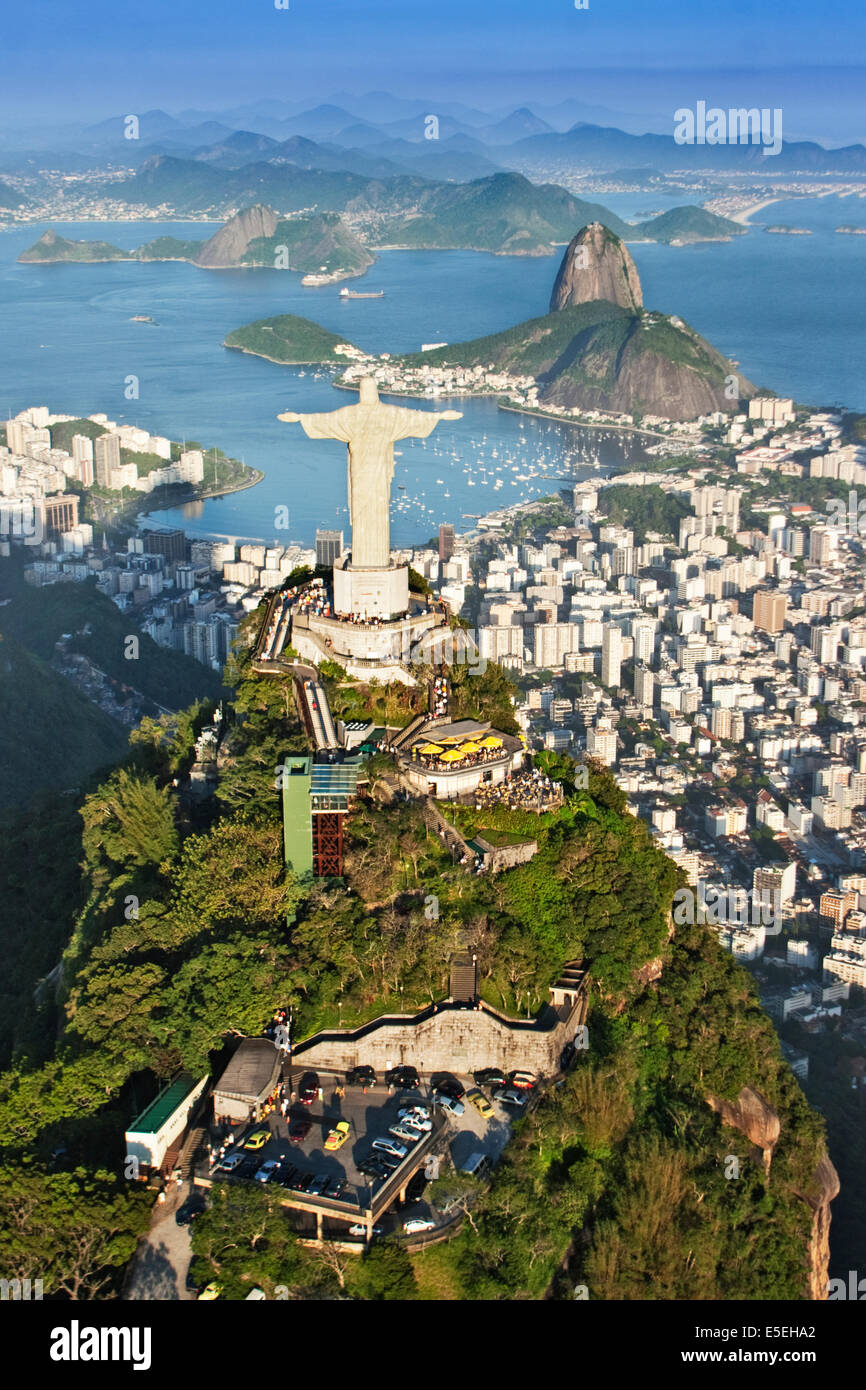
(126, 1182, 195, 1302)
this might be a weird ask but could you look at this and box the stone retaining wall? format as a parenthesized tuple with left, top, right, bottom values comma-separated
(292, 993, 587, 1079)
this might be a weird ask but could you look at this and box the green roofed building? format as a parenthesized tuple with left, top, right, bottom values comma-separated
(125, 1073, 208, 1174)
(281, 754, 313, 875)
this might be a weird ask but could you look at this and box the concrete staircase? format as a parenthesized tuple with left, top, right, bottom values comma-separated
(449, 954, 476, 1003)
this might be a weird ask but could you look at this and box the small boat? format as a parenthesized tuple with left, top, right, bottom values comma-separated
(339, 288, 385, 298)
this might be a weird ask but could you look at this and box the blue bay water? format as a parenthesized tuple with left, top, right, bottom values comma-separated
(0, 194, 864, 546)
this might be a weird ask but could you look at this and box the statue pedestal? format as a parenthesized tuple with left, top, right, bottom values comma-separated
(332, 554, 409, 620)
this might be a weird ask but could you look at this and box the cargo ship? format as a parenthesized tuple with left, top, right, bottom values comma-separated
(339, 288, 385, 299)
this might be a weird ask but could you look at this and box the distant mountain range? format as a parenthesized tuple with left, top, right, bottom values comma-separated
(2, 96, 865, 182)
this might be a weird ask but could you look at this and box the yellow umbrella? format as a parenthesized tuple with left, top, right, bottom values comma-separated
(459, 741, 482, 754)
(480, 735, 502, 748)
(417, 743, 444, 755)
(440, 748, 465, 762)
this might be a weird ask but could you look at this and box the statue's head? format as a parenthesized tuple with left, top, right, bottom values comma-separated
(358, 378, 379, 405)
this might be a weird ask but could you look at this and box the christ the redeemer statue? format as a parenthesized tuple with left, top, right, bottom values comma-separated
(279, 377, 462, 570)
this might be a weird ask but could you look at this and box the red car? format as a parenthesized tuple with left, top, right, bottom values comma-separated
(298, 1073, 319, 1105)
(288, 1115, 312, 1143)
(509, 1071, 537, 1090)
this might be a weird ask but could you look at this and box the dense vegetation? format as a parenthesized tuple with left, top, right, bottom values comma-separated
(400, 296, 738, 415)
(18, 231, 129, 262)
(241, 212, 374, 275)
(597, 482, 691, 544)
(0, 612, 829, 1299)
(224, 312, 355, 364)
(633, 205, 745, 243)
(414, 921, 824, 1299)
(0, 569, 222, 710)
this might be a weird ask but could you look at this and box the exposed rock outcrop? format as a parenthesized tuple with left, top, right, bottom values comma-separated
(707, 1085, 839, 1299)
(706, 1085, 781, 1177)
(550, 222, 643, 313)
(193, 203, 279, 267)
(795, 1154, 841, 1301)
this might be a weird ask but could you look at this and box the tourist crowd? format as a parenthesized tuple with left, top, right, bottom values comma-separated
(431, 675, 449, 717)
(473, 767, 563, 812)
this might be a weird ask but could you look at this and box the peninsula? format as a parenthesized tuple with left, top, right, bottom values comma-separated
(19, 205, 374, 281)
(225, 222, 755, 422)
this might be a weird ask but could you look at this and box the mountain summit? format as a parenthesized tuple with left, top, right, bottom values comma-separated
(550, 221, 643, 313)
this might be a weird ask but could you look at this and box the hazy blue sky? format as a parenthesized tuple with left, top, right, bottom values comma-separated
(3, 0, 864, 142)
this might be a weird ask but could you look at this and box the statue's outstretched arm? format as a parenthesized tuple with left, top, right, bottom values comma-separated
(393, 408, 463, 441)
(278, 410, 353, 442)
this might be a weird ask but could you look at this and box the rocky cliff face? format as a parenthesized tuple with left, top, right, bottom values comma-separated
(797, 1155, 841, 1301)
(539, 310, 754, 420)
(550, 222, 643, 313)
(707, 1084, 840, 1297)
(193, 204, 279, 267)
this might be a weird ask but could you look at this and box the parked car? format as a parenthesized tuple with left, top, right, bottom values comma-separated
(509, 1071, 537, 1090)
(403, 1217, 436, 1234)
(346, 1066, 376, 1088)
(433, 1077, 465, 1100)
(388, 1123, 421, 1144)
(473, 1067, 507, 1088)
(242, 1129, 270, 1151)
(288, 1116, 312, 1143)
(385, 1065, 420, 1090)
(275, 1165, 298, 1187)
(372, 1137, 408, 1160)
(198, 1283, 222, 1301)
(467, 1089, 495, 1120)
(290, 1171, 314, 1192)
(348, 1224, 383, 1238)
(433, 1092, 464, 1116)
(493, 1086, 527, 1108)
(308, 1172, 330, 1195)
(254, 1159, 282, 1183)
(298, 1073, 319, 1105)
(216, 1151, 244, 1173)
(358, 1157, 390, 1180)
(324, 1120, 351, 1151)
(325, 1177, 347, 1199)
(397, 1106, 431, 1130)
(175, 1196, 206, 1225)
(377, 1150, 403, 1172)
(399, 1120, 428, 1141)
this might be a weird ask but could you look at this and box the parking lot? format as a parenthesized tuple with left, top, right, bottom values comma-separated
(199, 1066, 522, 1236)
